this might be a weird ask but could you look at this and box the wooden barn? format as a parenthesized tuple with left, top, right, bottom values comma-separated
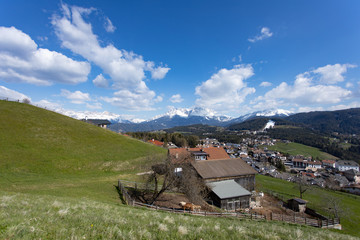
(191, 158, 257, 191)
(207, 179, 251, 210)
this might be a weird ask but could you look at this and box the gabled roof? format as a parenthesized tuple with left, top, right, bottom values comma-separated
(336, 160, 359, 167)
(191, 158, 257, 179)
(207, 180, 251, 199)
(189, 147, 230, 160)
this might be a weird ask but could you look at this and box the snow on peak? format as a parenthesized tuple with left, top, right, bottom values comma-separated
(151, 106, 231, 121)
(254, 109, 293, 117)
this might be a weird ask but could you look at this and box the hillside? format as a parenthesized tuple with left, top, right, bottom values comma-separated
(0, 100, 166, 202)
(286, 108, 360, 134)
(1, 101, 358, 239)
(2, 191, 355, 240)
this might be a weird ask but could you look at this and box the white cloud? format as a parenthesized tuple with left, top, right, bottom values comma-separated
(104, 17, 116, 33)
(170, 94, 183, 103)
(86, 102, 102, 109)
(93, 74, 109, 88)
(0, 26, 90, 86)
(0, 85, 30, 101)
(346, 82, 354, 88)
(312, 63, 356, 84)
(101, 87, 162, 111)
(328, 101, 360, 111)
(150, 66, 171, 80)
(60, 89, 91, 104)
(260, 81, 272, 87)
(195, 64, 255, 112)
(253, 65, 353, 111)
(34, 99, 62, 110)
(248, 27, 273, 43)
(51, 4, 169, 110)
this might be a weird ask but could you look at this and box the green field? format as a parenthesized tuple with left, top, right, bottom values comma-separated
(266, 142, 338, 160)
(0, 100, 166, 203)
(0, 101, 358, 239)
(256, 175, 360, 237)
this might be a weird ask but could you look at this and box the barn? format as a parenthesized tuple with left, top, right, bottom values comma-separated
(207, 179, 251, 210)
(191, 158, 257, 210)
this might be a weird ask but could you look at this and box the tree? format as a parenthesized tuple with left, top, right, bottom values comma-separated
(294, 176, 311, 199)
(22, 98, 31, 104)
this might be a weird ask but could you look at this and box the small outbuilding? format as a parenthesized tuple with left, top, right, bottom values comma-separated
(287, 198, 307, 213)
(207, 180, 251, 210)
(82, 119, 111, 128)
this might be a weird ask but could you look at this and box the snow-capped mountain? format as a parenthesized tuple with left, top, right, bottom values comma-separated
(109, 107, 293, 132)
(230, 109, 293, 123)
(152, 107, 232, 122)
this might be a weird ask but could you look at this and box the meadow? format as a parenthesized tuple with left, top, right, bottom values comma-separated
(266, 142, 338, 160)
(0, 101, 358, 239)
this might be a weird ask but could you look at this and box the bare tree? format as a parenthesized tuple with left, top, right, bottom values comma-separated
(294, 176, 311, 199)
(22, 98, 31, 104)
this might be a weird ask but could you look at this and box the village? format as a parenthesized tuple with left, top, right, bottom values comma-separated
(109, 132, 358, 230)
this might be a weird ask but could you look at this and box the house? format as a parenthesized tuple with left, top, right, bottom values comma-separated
(322, 159, 336, 169)
(82, 119, 111, 128)
(335, 160, 359, 172)
(168, 147, 230, 163)
(292, 158, 322, 169)
(287, 198, 307, 213)
(191, 158, 257, 191)
(343, 169, 360, 184)
(206, 180, 251, 210)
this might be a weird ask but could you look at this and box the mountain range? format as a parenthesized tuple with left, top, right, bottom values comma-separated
(108, 107, 293, 132)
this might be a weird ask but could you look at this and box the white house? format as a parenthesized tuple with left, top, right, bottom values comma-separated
(335, 160, 359, 172)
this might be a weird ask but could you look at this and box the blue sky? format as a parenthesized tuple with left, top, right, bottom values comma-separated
(0, 0, 359, 120)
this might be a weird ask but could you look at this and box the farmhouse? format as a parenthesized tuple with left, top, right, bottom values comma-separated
(82, 119, 111, 128)
(191, 158, 256, 210)
(292, 158, 322, 169)
(168, 147, 230, 163)
(191, 158, 257, 191)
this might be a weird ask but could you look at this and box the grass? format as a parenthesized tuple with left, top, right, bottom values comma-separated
(265, 142, 338, 160)
(0, 100, 166, 203)
(1, 191, 356, 240)
(256, 175, 360, 237)
(1, 101, 358, 239)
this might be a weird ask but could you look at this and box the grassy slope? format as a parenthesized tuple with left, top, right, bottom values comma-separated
(0, 101, 357, 239)
(0, 101, 166, 203)
(1, 191, 356, 240)
(256, 175, 360, 237)
(266, 142, 338, 160)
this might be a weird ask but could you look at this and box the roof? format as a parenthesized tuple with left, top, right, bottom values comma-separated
(191, 158, 257, 179)
(207, 180, 251, 199)
(289, 198, 307, 204)
(336, 160, 359, 167)
(84, 119, 111, 125)
(148, 139, 164, 146)
(189, 147, 230, 160)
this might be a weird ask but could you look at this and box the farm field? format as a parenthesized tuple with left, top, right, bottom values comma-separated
(256, 175, 360, 237)
(265, 142, 338, 160)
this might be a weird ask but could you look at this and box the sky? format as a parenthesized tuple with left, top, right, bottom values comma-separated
(0, 0, 360, 120)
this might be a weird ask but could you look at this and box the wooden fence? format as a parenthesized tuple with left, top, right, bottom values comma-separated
(117, 180, 340, 228)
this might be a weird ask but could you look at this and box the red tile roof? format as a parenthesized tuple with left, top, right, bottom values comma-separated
(147, 139, 164, 146)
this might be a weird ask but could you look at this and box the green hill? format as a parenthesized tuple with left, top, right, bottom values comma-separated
(0, 100, 166, 202)
(0, 101, 357, 239)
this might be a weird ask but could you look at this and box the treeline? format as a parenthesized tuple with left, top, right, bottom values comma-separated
(127, 132, 199, 148)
